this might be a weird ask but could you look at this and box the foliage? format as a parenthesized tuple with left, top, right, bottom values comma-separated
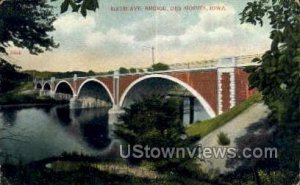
(1, 163, 164, 185)
(187, 94, 262, 138)
(129, 68, 137, 73)
(236, 1, 300, 183)
(55, 0, 99, 17)
(151, 63, 169, 71)
(119, 67, 129, 74)
(241, 0, 300, 123)
(115, 96, 200, 174)
(222, 168, 298, 185)
(0, 92, 67, 105)
(0, 0, 58, 54)
(0, 59, 31, 93)
(25, 70, 97, 79)
(217, 132, 230, 146)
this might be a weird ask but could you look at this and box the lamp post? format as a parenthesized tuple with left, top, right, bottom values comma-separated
(143, 46, 155, 65)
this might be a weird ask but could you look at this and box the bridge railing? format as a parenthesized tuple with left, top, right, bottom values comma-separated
(38, 54, 262, 83)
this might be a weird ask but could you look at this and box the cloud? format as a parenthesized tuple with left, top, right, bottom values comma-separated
(85, 29, 134, 48)
(32, 3, 270, 71)
(125, 12, 185, 41)
(53, 14, 96, 34)
(52, 3, 268, 56)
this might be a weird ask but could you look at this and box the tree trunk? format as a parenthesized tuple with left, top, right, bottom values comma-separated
(251, 166, 261, 185)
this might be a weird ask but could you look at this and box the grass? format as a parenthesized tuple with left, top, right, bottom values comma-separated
(0, 82, 69, 106)
(0, 91, 67, 106)
(186, 93, 262, 138)
(9, 82, 34, 94)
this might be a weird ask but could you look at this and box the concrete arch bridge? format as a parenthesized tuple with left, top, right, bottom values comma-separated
(34, 57, 257, 124)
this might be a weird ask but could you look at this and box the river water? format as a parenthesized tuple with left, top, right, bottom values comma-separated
(0, 101, 209, 164)
(0, 105, 121, 164)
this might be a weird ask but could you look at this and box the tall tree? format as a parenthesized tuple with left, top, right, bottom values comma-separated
(240, 1, 300, 183)
(241, 0, 300, 123)
(0, 0, 58, 54)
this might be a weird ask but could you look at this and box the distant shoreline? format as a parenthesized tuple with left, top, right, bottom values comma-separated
(0, 103, 68, 109)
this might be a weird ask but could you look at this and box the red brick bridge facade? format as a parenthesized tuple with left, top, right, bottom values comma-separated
(35, 58, 256, 117)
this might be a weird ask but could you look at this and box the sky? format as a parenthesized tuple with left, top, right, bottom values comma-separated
(9, 0, 272, 72)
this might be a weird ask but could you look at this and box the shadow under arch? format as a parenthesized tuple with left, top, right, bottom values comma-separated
(36, 83, 42, 89)
(76, 78, 114, 105)
(119, 74, 216, 118)
(43, 82, 51, 91)
(54, 80, 76, 96)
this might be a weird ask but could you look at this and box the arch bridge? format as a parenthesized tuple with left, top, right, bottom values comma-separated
(34, 57, 257, 122)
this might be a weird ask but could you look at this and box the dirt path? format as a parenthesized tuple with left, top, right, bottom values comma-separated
(198, 103, 270, 174)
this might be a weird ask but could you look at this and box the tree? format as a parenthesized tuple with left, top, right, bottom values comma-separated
(151, 63, 169, 71)
(0, 58, 30, 93)
(129, 68, 137, 73)
(115, 96, 200, 175)
(241, 0, 300, 123)
(119, 67, 129, 74)
(0, 0, 58, 54)
(240, 1, 300, 183)
(57, 0, 99, 17)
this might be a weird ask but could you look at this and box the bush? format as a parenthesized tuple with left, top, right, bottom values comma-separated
(217, 132, 230, 146)
(151, 63, 169, 71)
(115, 95, 199, 174)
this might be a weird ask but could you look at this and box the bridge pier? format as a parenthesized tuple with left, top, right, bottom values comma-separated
(108, 106, 124, 125)
(217, 57, 237, 114)
(70, 96, 81, 109)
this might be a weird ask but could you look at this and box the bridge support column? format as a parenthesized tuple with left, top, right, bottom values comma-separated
(217, 57, 236, 114)
(33, 79, 37, 90)
(50, 77, 56, 98)
(108, 70, 124, 125)
(70, 95, 81, 109)
(73, 74, 78, 94)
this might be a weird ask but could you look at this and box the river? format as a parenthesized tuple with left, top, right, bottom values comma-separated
(0, 105, 121, 164)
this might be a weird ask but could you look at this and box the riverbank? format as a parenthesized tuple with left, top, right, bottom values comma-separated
(0, 155, 216, 185)
(0, 92, 68, 108)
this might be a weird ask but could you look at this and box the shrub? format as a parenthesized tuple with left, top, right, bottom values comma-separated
(217, 132, 230, 146)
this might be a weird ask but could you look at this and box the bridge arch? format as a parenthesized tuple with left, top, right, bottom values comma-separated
(43, 82, 51, 91)
(119, 74, 216, 118)
(77, 78, 115, 105)
(36, 83, 42, 89)
(54, 80, 76, 96)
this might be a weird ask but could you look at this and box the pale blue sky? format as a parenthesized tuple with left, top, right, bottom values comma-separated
(11, 0, 271, 72)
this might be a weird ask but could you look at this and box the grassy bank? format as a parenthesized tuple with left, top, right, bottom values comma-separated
(1, 159, 216, 185)
(0, 92, 67, 106)
(186, 94, 262, 138)
(0, 82, 68, 106)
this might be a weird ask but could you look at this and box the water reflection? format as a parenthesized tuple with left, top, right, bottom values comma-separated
(53, 106, 111, 149)
(0, 105, 117, 164)
(1, 108, 18, 126)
